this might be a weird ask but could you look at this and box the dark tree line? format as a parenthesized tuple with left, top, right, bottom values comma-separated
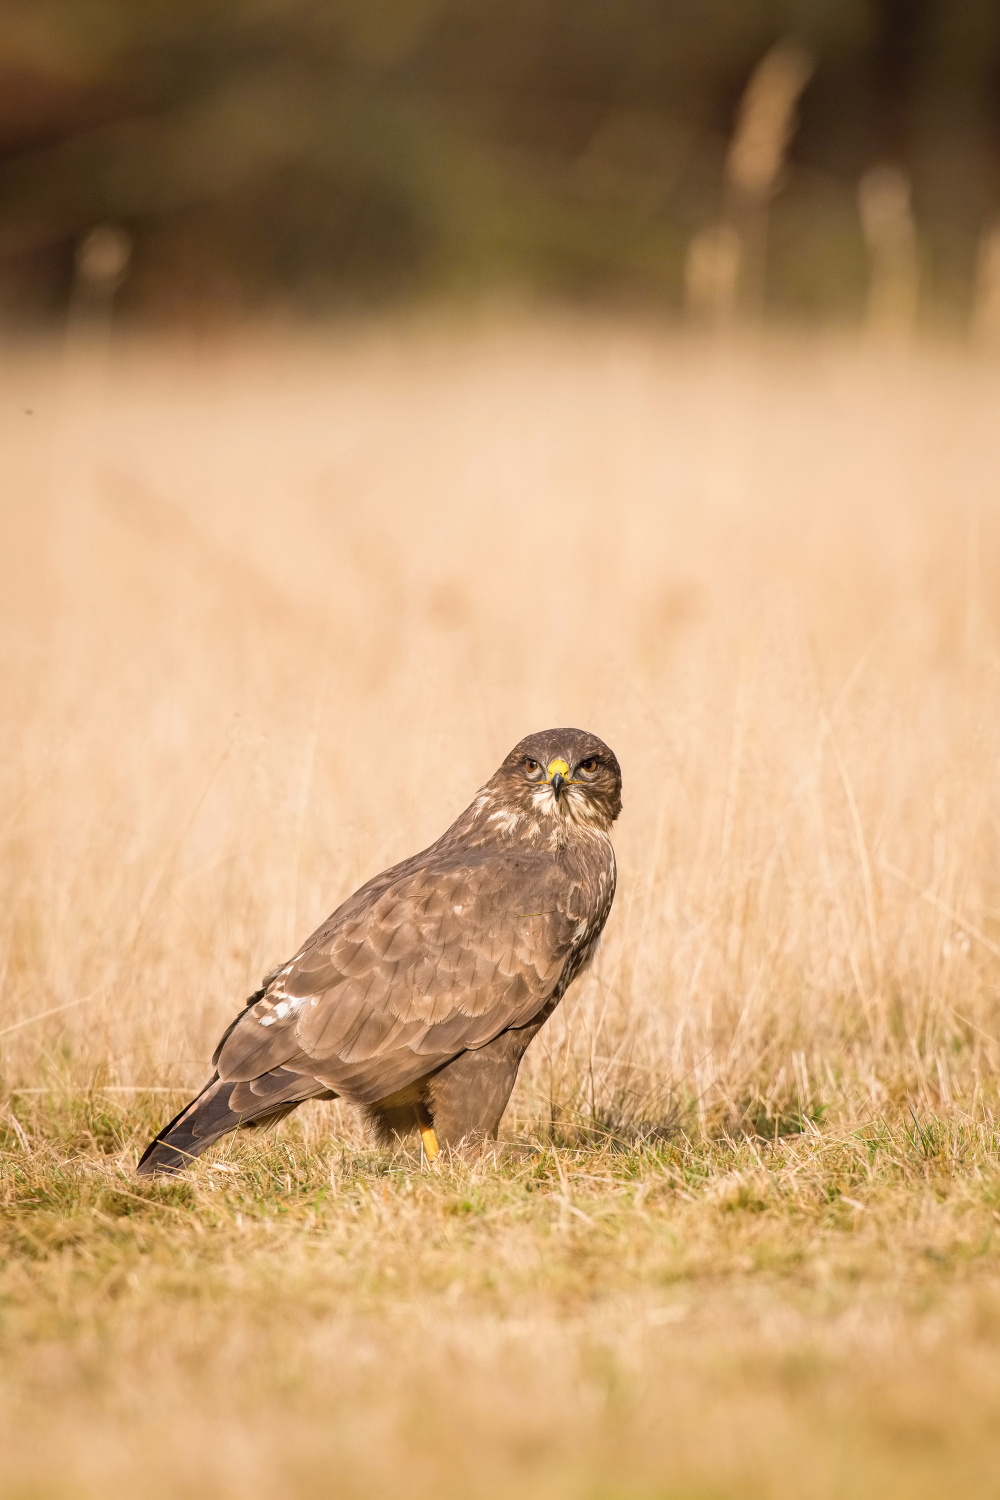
(0, 1, 997, 323)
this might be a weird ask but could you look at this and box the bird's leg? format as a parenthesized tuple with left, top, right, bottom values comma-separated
(413, 1101, 440, 1162)
(425, 1026, 542, 1148)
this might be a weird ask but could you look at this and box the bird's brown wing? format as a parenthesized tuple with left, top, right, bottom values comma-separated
(214, 849, 588, 1105)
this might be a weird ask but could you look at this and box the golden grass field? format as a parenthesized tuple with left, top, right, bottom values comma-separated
(3, 317, 1000, 1497)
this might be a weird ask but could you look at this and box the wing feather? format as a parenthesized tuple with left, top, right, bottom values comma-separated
(214, 849, 587, 1101)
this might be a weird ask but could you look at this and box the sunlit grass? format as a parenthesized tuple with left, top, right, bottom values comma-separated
(3, 319, 1000, 1495)
(5, 1092, 1000, 1497)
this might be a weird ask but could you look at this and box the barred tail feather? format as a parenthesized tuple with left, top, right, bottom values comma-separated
(136, 1069, 338, 1176)
(136, 1077, 248, 1175)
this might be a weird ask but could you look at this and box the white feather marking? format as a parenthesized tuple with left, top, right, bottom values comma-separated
(488, 809, 521, 834)
(258, 992, 306, 1027)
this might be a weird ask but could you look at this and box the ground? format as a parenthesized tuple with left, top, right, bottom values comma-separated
(4, 1097, 1000, 1498)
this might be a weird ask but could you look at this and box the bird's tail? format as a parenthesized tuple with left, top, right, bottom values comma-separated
(136, 1075, 301, 1176)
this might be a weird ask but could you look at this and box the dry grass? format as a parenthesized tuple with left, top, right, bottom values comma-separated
(3, 316, 1000, 1496)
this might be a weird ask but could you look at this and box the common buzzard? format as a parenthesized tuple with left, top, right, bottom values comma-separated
(137, 727, 622, 1174)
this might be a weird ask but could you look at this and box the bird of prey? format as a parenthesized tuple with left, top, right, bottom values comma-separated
(137, 727, 622, 1174)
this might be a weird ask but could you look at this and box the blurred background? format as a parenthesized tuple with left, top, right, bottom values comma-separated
(1, 0, 999, 335)
(3, 0, 1000, 1108)
(6, 12, 1000, 1492)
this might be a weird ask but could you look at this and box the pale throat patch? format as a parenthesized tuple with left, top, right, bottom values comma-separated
(531, 782, 608, 830)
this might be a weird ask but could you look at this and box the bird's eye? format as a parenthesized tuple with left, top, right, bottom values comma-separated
(579, 758, 598, 774)
(524, 757, 539, 773)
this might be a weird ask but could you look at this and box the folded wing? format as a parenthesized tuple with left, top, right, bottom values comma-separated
(214, 849, 587, 1105)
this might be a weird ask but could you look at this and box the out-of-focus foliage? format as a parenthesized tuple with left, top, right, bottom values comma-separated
(0, 0, 997, 323)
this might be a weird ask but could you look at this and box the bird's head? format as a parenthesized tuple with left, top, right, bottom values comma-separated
(491, 727, 623, 834)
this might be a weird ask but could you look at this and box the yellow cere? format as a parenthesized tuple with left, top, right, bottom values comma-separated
(546, 758, 570, 780)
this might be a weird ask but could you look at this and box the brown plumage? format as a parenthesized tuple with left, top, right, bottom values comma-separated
(137, 727, 622, 1174)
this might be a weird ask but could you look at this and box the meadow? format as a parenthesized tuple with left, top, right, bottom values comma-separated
(3, 317, 1000, 1496)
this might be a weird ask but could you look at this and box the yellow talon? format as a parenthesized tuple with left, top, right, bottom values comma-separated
(420, 1125, 440, 1162)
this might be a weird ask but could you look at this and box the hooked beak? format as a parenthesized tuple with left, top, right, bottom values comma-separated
(547, 758, 569, 801)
